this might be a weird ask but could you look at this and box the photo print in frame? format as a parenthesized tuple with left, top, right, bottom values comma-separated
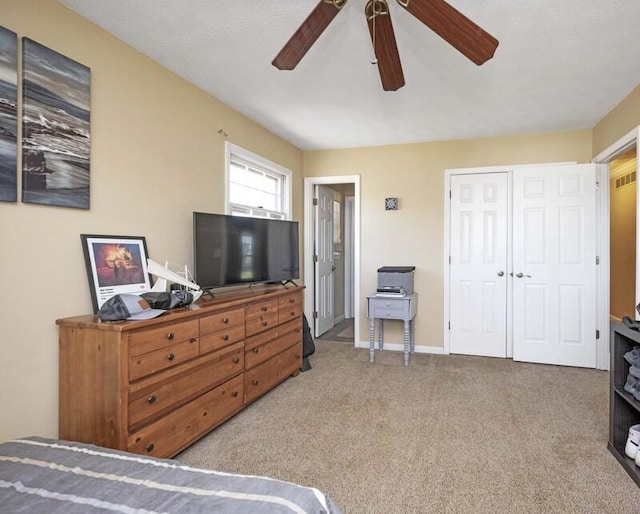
(0, 26, 17, 202)
(22, 37, 91, 208)
(81, 235, 152, 313)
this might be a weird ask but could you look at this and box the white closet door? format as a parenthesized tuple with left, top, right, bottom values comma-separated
(450, 173, 509, 357)
(512, 164, 597, 368)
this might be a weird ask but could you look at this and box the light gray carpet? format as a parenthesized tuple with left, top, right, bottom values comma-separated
(177, 341, 640, 513)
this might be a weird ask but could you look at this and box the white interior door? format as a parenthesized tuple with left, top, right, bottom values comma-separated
(512, 164, 597, 367)
(314, 185, 334, 337)
(450, 173, 509, 357)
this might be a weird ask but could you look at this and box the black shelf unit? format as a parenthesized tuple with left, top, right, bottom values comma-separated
(609, 321, 640, 487)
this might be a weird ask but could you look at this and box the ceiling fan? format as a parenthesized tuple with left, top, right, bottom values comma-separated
(272, 0, 499, 91)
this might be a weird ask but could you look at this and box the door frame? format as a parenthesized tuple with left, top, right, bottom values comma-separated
(345, 196, 355, 319)
(304, 175, 361, 347)
(593, 125, 640, 371)
(443, 162, 576, 359)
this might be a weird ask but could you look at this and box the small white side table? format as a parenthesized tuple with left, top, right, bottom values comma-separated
(366, 293, 418, 365)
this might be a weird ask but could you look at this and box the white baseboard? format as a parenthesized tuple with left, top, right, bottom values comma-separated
(355, 340, 444, 355)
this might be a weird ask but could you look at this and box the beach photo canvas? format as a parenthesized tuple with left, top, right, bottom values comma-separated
(0, 26, 17, 202)
(22, 38, 90, 208)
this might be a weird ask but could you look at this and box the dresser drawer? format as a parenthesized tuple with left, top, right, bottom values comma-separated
(245, 322, 302, 370)
(372, 301, 407, 319)
(200, 324, 245, 354)
(127, 374, 244, 458)
(129, 338, 199, 381)
(246, 299, 279, 336)
(279, 302, 302, 324)
(128, 342, 244, 430)
(279, 317, 303, 337)
(245, 332, 301, 370)
(278, 293, 302, 323)
(129, 320, 199, 357)
(244, 343, 301, 404)
(245, 326, 278, 353)
(199, 307, 244, 335)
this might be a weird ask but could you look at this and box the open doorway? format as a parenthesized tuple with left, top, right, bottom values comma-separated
(304, 176, 360, 347)
(594, 125, 640, 370)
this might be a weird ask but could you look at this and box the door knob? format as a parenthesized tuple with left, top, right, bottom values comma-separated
(515, 272, 532, 278)
(497, 271, 504, 277)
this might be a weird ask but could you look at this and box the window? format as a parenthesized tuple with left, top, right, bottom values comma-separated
(226, 142, 292, 220)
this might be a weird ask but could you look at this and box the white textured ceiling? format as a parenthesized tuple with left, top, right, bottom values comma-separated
(58, 0, 640, 151)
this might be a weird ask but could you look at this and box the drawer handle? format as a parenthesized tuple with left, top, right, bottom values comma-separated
(232, 391, 238, 397)
(147, 395, 157, 404)
(189, 338, 197, 344)
(289, 298, 295, 304)
(146, 443, 154, 453)
(167, 352, 176, 361)
(253, 348, 260, 354)
(233, 357, 240, 364)
(290, 310, 295, 316)
(252, 379, 259, 385)
(262, 321, 268, 327)
(166, 332, 175, 340)
(222, 334, 229, 341)
(261, 306, 268, 312)
(223, 317, 229, 324)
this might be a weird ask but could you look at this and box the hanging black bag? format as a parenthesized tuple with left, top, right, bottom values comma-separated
(301, 313, 315, 371)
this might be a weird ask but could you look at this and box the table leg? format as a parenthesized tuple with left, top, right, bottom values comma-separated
(410, 319, 415, 354)
(369, 317, 375, 363)
(403, 319, 410, 366)
(378, 319, 384, 352)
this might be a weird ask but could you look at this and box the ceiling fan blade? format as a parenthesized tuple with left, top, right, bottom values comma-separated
(366, 1, 405, 91)
(272, 0, 347, 70)
(397, 0, 498, 65)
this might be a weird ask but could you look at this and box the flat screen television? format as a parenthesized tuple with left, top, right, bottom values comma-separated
(193, 212, 300, 290)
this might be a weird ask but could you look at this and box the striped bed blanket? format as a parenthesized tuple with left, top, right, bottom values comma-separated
(0, 437, 342, 513)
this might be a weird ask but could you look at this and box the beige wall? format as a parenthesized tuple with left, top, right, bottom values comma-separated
(593, 85, 640, 155)
(610, 171, 636, 319)
(0, 0, 303, 442)
(304, 131, 594, 347)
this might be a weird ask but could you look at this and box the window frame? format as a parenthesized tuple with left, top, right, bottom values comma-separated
(225, 142, 292, 220)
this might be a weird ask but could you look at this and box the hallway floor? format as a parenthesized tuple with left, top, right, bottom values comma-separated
(316, 318, 354, 343)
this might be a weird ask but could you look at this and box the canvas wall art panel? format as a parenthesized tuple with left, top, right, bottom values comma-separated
(22, 38, 90, 209)
(0, 26, 17, 202)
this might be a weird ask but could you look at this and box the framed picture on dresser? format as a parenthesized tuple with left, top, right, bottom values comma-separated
(80, 234, 152, 313)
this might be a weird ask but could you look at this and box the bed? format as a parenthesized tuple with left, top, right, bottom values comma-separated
(0, 437, 342, 513)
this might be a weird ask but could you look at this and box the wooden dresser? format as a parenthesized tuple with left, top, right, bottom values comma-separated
(57, 286, 303, 458)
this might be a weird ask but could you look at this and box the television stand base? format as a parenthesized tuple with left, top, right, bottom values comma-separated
(202, 288, 215, 299)
(264, 280, 299, 288)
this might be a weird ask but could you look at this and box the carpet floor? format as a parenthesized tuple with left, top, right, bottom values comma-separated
(177, 341, 640, 513)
